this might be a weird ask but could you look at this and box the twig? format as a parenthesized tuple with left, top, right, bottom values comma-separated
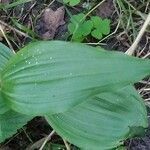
(26, 137, 46, 150)
(84, 0, 107, 19)
(22, 1, 37, 22)
(125, 12, 150, 56)
(39, 130, 55, 150)
(0, 20, 31, 38)
(63, 139, 71, 150)
(0, 25, 15, 53)
(26, 130, 55, 150)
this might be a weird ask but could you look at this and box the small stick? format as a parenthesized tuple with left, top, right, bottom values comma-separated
(0, 25, 15, 53)
(39, 130, 55, 150)
(125, 12, 150, 56)
(0, 20, 31, 38)
(63, 139, 71, 150)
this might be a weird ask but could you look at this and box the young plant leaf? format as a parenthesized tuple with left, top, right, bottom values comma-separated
(63, 0, 80, 6)
(1, 41, 150, 115)
(91, 29, 103, 39)
(68, 13, 93, 41)
(0, 111, 33, 142)
(0, 43, 14, 114)
(46, 86, 148, 150)
(68, 14, 111, 41)
(91, 16, 110, 39)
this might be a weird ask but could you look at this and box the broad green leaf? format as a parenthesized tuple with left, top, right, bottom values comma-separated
(46, 86, 148, 150)
(1, 41, 150, 115)
(0, 43, 14, 72)
(0, 43, 33, 143)
(0, 93, 9, 115)
(0, 110, 33, 142)
(0, 43, 14, 114)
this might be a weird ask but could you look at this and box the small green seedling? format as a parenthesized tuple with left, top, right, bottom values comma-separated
(63, 0, 80, 6)
(68, 13, 111, 41)
(91, 16, 110, 39)
(68, 13, 93, 41)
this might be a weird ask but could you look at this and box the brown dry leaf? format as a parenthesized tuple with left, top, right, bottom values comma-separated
(36, 6, 65, 40)
(96, 0, 115, 18)
(0, 0, 10, 4)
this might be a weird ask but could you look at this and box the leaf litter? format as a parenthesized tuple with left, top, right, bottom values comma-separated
(36, 6, 65, 40)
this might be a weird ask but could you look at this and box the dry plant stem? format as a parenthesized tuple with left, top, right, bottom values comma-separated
(63, 139, 71, 150)
(0, 20, 31, 38)
(125, 12, 150, 56)
(39, 130, 55, 150)
(0, 25, 15, 53)
(84, 0, 107, 19)
(27, 137, 46, 150)
(22, 1, 37, 22)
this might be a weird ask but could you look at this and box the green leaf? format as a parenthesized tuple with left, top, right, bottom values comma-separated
(100, 19, 111, 35)
(70, 0, 80, 6)
(1, 41, 150, 115)
(81, 20, 93, 36)
(91, 16, 110, 39)
(0, 42, 14, 72)
(116, 146, 127, 150)
(63, 0, 80, 6)
(68, 23, 76, 34)
(0, 93, 9, 115)
(0, 110, 32, 142)
(63, 0, 69, 3)
(0, 43, 14, 114)
(0, 42, 29, 150)
(69, 20, 93, 39)
(70, 13, 85, 24)
(91, 16, 102, 28)
(72, 26, 83, 39)
(91, 29, 103, 39)
(46, 86, 148, 150)
(68, 13, 86, 41)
